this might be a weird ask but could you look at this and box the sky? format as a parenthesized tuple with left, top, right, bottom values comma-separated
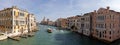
(0, 0, 120, 22)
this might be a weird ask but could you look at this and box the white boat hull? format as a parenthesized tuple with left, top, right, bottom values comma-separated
(0, 35, 7, 40)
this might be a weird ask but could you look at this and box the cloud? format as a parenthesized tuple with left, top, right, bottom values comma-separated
(103, 0, 120, 11)
(0, 0, 120, 22)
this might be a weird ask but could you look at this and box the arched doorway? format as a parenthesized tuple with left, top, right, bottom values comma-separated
(71, 25, 78, 32)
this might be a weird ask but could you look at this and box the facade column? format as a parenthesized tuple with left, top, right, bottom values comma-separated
(12, 9, 14, 33)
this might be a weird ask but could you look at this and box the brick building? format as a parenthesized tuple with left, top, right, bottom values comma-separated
(55, 18, 68, 29)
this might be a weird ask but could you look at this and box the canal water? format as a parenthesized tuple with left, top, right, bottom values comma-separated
(0, 25, 120, 45)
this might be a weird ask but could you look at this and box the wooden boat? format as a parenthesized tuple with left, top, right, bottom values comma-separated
(28, 33, 34, 37)
(47, 28, 52, 33)
(20, 34, 28, 38)
(8, 36, 20, 41)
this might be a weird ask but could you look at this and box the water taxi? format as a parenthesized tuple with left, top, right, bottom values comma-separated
(47, 28, 52, 33)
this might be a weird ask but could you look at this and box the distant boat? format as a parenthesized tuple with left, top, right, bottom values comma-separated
(47, 28, 52, 33)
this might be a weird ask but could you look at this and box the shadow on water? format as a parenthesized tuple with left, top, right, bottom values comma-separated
(110, 40, 120, 45)
(54, 32, 119, 45)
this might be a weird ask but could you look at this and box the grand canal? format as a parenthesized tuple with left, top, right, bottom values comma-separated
(0, 25, 120, 45)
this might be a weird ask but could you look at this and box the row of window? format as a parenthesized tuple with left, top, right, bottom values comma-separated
(97, 15, 115, 21)
(68, 20, 77, 22)
(0, 11, 12, 17)
(0, 26, 12, 29)
(96, 30, 114, 39)
(0, 18, 11, 20)
(96, 24, 105, 28)
(96, 23, 115, 28)
(0, 20, 12, 25)
(83, 30, 90, 35)
(81, 17, 90, 21)
(68, 18, 90, 23)
(14, 11, 25, 16)
(75, 17, 90, 22)
(0, 10, 25, 17)
(97, 16, 105, 20)
(79, 24, 90, 29)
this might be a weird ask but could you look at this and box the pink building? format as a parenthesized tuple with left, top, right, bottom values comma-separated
(55, 18, 68, 29)
(92, 7, 120, 42)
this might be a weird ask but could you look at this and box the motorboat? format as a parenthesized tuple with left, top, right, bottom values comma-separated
(47, 28, 52, 33)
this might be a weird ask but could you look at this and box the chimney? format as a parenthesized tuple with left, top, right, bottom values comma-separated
(107, 6, 110, 10)
(94, 10, 96, 13)
(12, 6, 17, 8)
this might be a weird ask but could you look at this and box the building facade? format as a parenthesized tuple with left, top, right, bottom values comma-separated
(77, 13, 93, 36)
(60, 18, 68, 29)
(55, 18, 62, 27)
(67, 16, 80, 31)
(55, 18, 68, 29)
(92, 7, 120, 42)
(0, 6, 29, 34)
(0, 6, 36, 36)
(48, 21, 54, 26)
(40, 17, 48, 25)
(28, 14, 37, 32)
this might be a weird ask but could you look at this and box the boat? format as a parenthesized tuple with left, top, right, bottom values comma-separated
(8, 36, 20, 41)
(20, 28, 28, 38)
(20, 34, 28, 38)
(28, 33, 34, 37)
(47, 28, 52, 33)
(0, 33, 7, 41)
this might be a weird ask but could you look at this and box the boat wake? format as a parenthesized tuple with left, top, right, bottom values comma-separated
(60, 30, 64, 33)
